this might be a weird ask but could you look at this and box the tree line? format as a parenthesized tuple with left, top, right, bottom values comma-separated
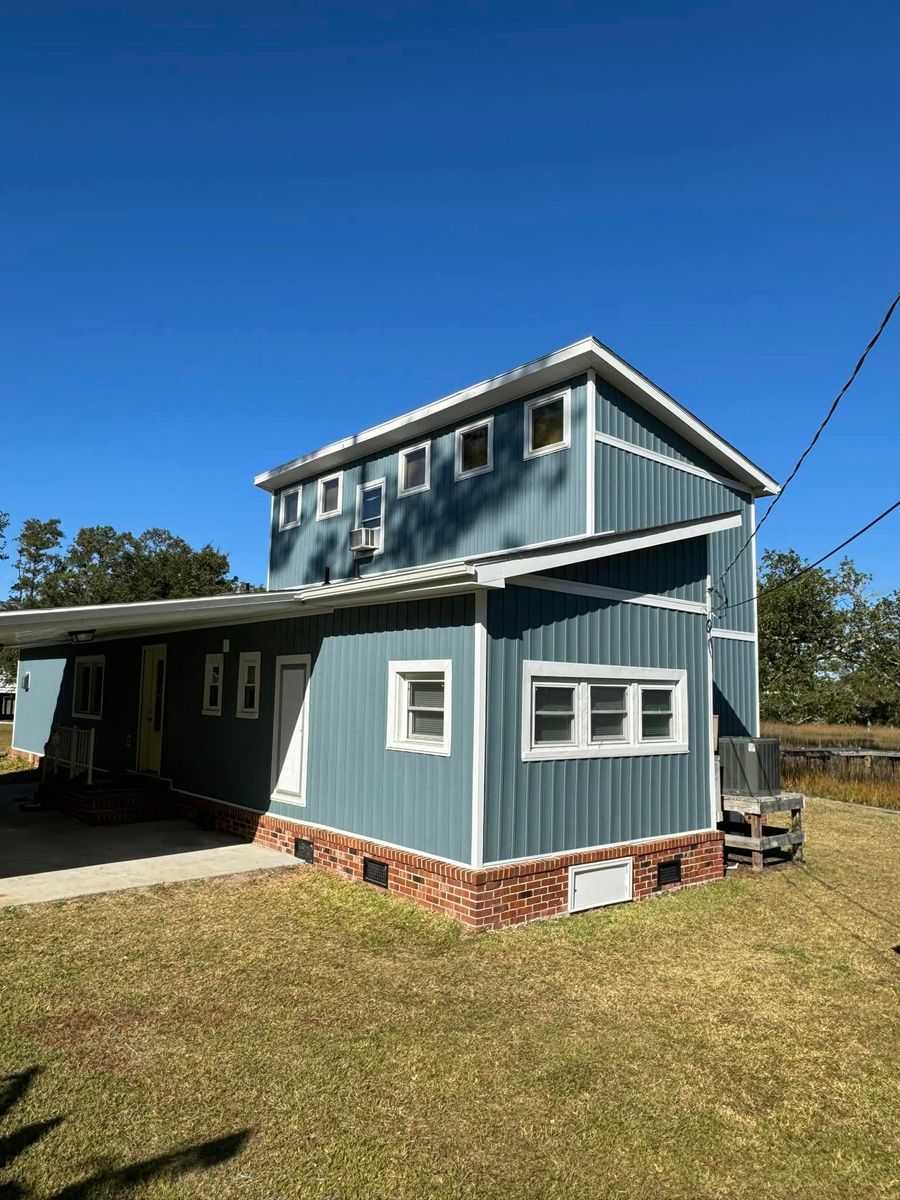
(0, 512, 258, 682)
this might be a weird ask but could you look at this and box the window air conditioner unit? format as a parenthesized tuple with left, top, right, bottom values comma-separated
(350, 527, 381, 554)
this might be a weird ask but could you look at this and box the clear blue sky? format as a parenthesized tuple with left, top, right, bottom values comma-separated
(2, 1, 898, 596)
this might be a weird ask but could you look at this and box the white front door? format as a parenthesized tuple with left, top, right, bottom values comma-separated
(271, 654, 310, 802)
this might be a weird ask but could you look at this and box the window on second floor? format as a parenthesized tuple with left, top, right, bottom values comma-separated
(455, 417, 493, 480)
(398, 442, 431, 496)
(357, 479, 385, 529)
(316, 473, 342, 520)
(279, 486, 302, 530)
(525, 393, 570, 458)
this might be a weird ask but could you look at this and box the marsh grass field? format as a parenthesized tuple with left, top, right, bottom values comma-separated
(1, 799, 899, 1199)
(762, 723, 900, 811)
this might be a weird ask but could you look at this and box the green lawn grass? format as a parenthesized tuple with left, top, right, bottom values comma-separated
(2, 800, 899, 1199)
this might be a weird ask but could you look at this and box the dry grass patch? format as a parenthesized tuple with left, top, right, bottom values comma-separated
(2, 800, 900, 1199)
(783, 767, 900, 812)
(762, 721, 900, 750)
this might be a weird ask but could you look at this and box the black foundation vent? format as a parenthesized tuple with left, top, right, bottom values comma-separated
(657, 858, 681, 888)
(363, 857, 389, 888)
(294, 837, 314, 863)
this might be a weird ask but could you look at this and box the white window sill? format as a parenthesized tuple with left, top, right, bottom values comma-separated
(72, 712, 102, 721)
(525, 439, 570, 460)
(235, 711, 259, 720)
(315, 509, 341, 522)
(454, 465, 492, 481)
(397, 484, 430, 498)
(270, 790, 307, 807)
(386, 739, 451, 758)
(201, 709, 222, 718)
(523, 741, 689, 762)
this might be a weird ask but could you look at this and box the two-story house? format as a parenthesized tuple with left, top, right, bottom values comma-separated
(4, 338, 778, 928)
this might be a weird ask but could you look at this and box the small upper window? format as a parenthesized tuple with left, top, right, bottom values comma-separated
(398, 443, 431, 496)
(358, 480, 385, 528)
(455, 418, 493, 479)
(202, 653, 224, 716)
(525, 393, 570, 458)
(386, 660, 452, 756)
(236, 652, 261, 719)
(73, 656, 105, 719)
(316, 474, 342, 520)
(279, 487, 302, 530)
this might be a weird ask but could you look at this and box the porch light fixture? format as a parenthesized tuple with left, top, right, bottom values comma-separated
(68, 629, 96, 644)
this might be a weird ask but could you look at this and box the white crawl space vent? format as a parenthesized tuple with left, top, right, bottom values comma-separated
(568, 858, 633, 913)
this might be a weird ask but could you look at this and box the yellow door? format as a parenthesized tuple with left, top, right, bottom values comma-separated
(137, 644, 167, 773)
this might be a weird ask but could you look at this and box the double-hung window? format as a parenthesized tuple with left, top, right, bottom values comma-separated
(236, 652, 261, 718)
(279, 486, 302, 530)
(455, 418, 493, 479)
(73, 656, 105, 719)
(522, 661, 687, 761)
(524, 392, 570, 458)
(386, 660, 452, 756)
(202, 653, 224, 716)
(316, 473, 342, 520)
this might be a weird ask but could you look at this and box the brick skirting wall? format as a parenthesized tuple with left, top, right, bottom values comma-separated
(174, 791, 724, 930)
(7, 747, 40, 766)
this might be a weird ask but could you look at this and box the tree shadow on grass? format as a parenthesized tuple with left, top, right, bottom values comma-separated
(0, 1068, 250, 1199)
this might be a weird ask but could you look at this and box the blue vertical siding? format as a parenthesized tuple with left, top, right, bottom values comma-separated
(543, 536, 708, 603)
(484, 583, 712, 863)
(596, 376, 737, 476)
(595, 443, 745, 535)
(269, 376, 588, 588)
(712, 637, 758, 737)
(16, 596, 475, 864)
(708, 499, 756, 633)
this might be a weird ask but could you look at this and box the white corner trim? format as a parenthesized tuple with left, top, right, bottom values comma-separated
(523, 388, 571, 460)
(511, 573, 707, 616)
(705, 573, 719, 827)
(454, 415, 494, 480)
(520, 660, 689, 762)
(585, 370, 597, 537)
(397, 440, 432, 497)
(315, 471, 344, 521)
(710, 627, 756, 642)
(595, 431, 751, 494)
(471, 591, 488, 869)
(386, 659, 453, 757)
(750, 500, 761, 737)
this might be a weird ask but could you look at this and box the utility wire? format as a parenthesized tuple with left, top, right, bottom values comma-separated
(715, 498, 900, 613)
(714, 291, 900, 596)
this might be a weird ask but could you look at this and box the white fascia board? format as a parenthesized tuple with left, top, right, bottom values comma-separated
(473, 513, 744, 585)
(253, 337, 779, 497)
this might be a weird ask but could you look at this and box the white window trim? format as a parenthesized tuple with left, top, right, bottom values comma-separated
(386, 659, 452, 757)
(521, 660, 688, 761)
(397, 441, 431, 497)
(279, 486, 302, 531)
(315, 472, 343, 521)
(202, 652, 224, 717)
(235, 651, 261, 719)
(72, 655, 105, 720)
(524, 390, 571, 460)
(454, 416, 494, 480)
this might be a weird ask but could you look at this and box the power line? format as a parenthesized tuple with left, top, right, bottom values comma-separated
(715, 498, 900, 613)
(714, 291, 900, 594)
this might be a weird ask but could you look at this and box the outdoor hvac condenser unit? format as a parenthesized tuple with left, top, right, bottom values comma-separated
(718, 737, 781, 797)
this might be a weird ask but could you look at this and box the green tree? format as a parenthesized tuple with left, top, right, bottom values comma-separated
(9, 518, 64, 608)
(0, 509, 8, 562)
(757, 549, 871, 724)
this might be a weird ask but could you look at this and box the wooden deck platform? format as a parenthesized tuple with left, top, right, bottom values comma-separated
(720, 791, 805, 871)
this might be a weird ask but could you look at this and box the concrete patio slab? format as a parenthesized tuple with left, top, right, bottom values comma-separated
(0, 783, 298, 905)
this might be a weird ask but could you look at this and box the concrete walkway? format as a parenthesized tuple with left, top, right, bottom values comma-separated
(0, 782, 298, 905)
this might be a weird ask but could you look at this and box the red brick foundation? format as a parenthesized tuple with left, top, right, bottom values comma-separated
(173, 791, 724, 930)
(7, 747, 39, 766)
